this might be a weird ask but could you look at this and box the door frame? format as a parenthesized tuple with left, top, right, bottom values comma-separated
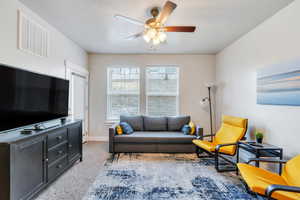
(65, 60, 89, 142)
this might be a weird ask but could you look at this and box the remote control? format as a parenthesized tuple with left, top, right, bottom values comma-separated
(20, 129, 33, 135)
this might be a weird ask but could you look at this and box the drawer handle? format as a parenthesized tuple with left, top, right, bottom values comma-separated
(56, 136, 63, 140)
(57, 164, 63, 169)
(57, 150, 63, 155)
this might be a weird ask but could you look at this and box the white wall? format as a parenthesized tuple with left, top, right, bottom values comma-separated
(216, 1, 300, 157)
(0, 0, 87, 78)
(89, 54, 215, 140)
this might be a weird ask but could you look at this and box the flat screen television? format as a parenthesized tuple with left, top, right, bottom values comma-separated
(0, 64, 69, 132)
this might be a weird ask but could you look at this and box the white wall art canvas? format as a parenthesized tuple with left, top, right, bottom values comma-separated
(257, 60, 300, 106)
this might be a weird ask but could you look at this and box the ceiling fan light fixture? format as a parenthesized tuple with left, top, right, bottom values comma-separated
(158, 32, 167, 42)
(143, 34, 151, 43)
(147, 28, 157, 38)
(116, 1, 196, 46)
(152, 37, 160, 45)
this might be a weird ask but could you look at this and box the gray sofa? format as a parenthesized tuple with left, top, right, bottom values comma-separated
(109, 115, 203, 153)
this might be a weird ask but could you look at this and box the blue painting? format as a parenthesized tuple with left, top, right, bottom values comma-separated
(257, 60, 300, 106)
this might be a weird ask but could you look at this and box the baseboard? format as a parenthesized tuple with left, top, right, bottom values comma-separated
(86, 136, 108, 142)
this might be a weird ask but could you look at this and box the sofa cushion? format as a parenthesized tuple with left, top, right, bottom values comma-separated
(167, 116, 190, 131)
(114, 131, 196, 144)
(181, 125, 191, 135)
(189, 121, 196, 135)
(116, 125, 123, 135)
(120, 115, 144, 131)
(119, 122, 134, 134)
(143, 116, 167, 131)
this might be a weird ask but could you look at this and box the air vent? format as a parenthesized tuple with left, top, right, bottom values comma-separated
(18, 10, 49, 57)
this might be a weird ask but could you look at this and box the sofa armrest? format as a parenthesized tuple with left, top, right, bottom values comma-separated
(109, 123, 118, 153)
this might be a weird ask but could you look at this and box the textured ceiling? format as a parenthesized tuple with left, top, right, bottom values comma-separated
(20, 0, 293, 54)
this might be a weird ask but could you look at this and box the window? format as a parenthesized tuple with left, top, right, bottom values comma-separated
(146, 66, 179, 116)
(107, 68, 140, 120)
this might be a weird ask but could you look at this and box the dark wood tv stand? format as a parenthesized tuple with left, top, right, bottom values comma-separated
(0, 119, 82, 200)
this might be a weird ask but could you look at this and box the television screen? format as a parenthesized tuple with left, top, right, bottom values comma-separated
(0, 64, 69, 132)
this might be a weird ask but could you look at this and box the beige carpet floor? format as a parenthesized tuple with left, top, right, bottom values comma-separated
(35, 142, 109, 200)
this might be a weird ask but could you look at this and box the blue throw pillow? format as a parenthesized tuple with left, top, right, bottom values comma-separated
(119, 122, 134, 134)
(181, 125, 191, 135)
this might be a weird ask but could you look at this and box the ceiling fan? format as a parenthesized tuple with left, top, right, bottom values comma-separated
(114, 1, 196, 46)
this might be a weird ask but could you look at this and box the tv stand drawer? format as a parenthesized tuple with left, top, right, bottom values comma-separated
(48, 142, 68, 164)
(47, 128, 67, 148)
(48, 156, 68, 182)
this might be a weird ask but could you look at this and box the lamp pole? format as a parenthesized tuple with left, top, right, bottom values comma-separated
(208, 86, 213, 141)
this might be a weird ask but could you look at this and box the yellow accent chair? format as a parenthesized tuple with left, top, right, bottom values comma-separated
(237, 155, 300, 200)
(192, 115, 248, 172)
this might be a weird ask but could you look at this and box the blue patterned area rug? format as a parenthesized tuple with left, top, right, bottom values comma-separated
(83, 153, 257, 200)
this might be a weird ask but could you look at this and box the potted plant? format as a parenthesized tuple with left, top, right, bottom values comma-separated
(255, 131, 264, 144)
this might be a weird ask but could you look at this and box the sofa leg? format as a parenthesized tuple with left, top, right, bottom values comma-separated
(110, 152, 119, 161)
(196, 147, 204, 158)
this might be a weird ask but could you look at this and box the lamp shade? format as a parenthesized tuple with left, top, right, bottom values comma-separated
(204, 82, 215, 88)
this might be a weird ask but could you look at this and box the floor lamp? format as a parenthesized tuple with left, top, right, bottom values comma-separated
(200, 83, 215, 141)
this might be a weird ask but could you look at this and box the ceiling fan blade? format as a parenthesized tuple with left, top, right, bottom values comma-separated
(156, 1, 177, 25)
(114, 14, 145, 26)
(125, 32, 143, 40)
(164, 26, 196, 32)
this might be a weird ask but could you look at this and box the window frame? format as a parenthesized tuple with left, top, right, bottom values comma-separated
(106, 67, 141, 121)
(145, 65, 180, 117)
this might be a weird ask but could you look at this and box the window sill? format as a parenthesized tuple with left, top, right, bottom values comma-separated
(104, 120, 118, 126)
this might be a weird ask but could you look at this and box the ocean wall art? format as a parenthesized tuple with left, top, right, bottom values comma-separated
(257, 60, 300, 106)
